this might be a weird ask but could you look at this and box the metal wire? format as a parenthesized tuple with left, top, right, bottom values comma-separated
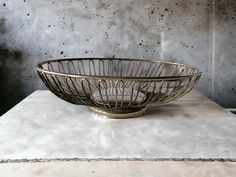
(36, 58, 201, 118)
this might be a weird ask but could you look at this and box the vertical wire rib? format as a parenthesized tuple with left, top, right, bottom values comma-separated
(138, 61, 147, 77)
(118, 80, 125, 108)
(149, 80, 165, 103)
(156, 62, 165, 77)
(134, 61, 142, 77)
(138, 81, 148, 104)
(132, 81, 142, 105)
(65, 77, 83, 104)
(171, 77, 196, 101)
(66, 77, 88, 105)
(103, 80, 111, 108)
(150, 62, 161, 77)
(129, 60, 136, 77)
(115, 80, 119, 108)
(97, 79, 110, 110)
(51, 75, 73, 102)
(126, 60, 132, 76)
(67, 60, 76, 74)
(185, 76, 198, 93)
(145, 81, 157, 104)
(156, 80, 170, 104)
(144, 62, 154, 77)
(43, 73, 62, 95)
(98, 59, 105, 76)
(117, 60, 122, 77)
(128, 81, 135, 107)
(48, 62, 55, 72)
(58, 61, 65, 73)
(161, 79, 180, 103)
(80, 78, 97, 106)
(38, 72, 55, 92)
(78, 60, 86, 75)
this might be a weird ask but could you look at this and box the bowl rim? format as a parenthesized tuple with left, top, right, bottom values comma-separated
(35, 58, 202, 80)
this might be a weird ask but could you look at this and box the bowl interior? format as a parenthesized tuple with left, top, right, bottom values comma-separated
(38, 58, 200, 78)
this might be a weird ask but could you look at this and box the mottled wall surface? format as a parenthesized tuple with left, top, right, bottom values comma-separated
(214, 0, 236, 107)
(0, 0, 235, 115)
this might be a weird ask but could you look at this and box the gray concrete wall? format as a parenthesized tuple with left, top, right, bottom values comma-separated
(0, 0, 235, 115)
(214, 0, 236, 107)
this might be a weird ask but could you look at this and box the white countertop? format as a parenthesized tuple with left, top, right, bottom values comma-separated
(1, 161, 236, 177)
(0, 90, 235, 161)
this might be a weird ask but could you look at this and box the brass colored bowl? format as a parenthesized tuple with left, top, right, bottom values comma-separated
(36, 58, 201, 118)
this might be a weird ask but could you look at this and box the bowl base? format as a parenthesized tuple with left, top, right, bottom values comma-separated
(89, 107, 148, 119)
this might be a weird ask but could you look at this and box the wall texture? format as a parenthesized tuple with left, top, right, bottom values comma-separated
(0, 0, 235, 115)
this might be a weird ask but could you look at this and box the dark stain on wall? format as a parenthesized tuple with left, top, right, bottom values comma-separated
(215, 0, 236, 21)
(0, 18, 26, 116)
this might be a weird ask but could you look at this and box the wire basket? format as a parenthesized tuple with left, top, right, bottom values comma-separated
(36, 58, 201, 118)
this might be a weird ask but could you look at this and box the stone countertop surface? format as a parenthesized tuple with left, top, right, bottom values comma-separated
(0, 161, 236, 177)
(0, 90, 236, 161)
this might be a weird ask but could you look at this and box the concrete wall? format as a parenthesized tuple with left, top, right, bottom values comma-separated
(0, 0, 235, 115)
(214, 0, 236, 107)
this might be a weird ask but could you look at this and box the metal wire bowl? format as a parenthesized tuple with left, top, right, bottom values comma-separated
(36, 58, 201, 118)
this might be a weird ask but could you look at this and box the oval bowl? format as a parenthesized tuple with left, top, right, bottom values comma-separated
(36, 58, 201, 118)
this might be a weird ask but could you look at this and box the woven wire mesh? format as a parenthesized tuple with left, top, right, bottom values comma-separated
(36, 58, 201, 115)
